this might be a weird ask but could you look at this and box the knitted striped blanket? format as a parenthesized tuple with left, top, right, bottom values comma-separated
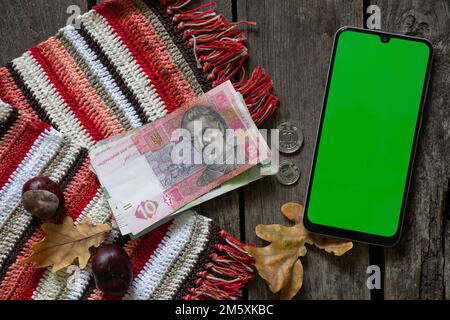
(0, 0, 278, 300)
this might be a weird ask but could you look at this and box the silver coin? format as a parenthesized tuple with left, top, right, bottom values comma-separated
(277, 161, 301, 186)
(277, 122, 304, 154)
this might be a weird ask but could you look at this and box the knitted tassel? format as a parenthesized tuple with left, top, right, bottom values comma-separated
(234, 67, 280, 125)
(182, 230, 255, 300)
(159, 0, 279, 125)
(160, 0, 193, 14)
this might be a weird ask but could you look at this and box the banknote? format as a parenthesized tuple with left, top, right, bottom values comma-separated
(130, 160, 278, 238)
(92, 147, 277, 236)
(90, 81, 270, 236)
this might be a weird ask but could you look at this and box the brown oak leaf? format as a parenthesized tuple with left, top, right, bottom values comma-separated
(21, 216, 111, 272)
(245, 202, 353, 300)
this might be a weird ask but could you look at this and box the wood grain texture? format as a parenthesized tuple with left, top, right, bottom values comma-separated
(237, 0, 371, 299)
(371, 0, 450, 300)
(0, 0, 88, 66)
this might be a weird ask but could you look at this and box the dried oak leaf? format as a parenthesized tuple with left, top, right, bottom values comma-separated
(245, 202, 353, 300)
(21, 216, 111, 272)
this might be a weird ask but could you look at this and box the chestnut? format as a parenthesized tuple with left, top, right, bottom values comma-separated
(21, 176, 64, 220)
(92, 244, 133, 296)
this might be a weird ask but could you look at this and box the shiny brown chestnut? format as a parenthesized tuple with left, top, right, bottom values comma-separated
(92, 244, 133, 296)
(21, 176, 64, 220)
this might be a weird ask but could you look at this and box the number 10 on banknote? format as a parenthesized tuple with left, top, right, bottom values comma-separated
(90, 81, 270, 236)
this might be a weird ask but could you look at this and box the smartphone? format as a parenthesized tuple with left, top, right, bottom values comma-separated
(303, 27, 433, 246)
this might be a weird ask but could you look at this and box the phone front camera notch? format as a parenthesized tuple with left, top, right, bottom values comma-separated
(380, 35, 391, 43)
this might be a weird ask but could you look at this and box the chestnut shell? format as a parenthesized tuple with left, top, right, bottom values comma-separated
(92, 244, 133, 296)
(21, 176, 64, 220)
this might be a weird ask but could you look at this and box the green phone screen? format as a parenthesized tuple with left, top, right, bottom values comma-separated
(306, 29, 431, 238)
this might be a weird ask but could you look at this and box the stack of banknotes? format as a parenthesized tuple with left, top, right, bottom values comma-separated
(90, 81, 276, 238)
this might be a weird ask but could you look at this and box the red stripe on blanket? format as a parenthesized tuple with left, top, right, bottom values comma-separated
(0, 67, 34, 116)
(95, 1, 181, 113)
(107, 0, 195, 108)
(0, 120, 49, 189)
(29, 46, 105, 142)
(0, 230, 45, 300)
(38, 38, 124, 137)
(129, 221, 172, 278)
(62, 160, 101, 220)
(19, 269, 47, 300)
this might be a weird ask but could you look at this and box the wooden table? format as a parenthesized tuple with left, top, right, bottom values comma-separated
(1, 0, 448, 300)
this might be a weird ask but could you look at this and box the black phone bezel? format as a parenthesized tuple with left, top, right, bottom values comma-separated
(303, 26, 434, 247)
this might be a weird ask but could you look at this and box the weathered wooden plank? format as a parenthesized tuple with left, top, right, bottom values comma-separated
(238, 0, 371, 299)
(370, 0, 450, 300)
(0, 0, 88, 66)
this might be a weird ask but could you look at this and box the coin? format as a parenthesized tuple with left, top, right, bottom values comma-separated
(277, 161, 300, 186)
(277, 122, 304, 154)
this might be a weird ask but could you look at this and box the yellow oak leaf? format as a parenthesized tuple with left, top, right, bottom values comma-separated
(281, 203, 353, 256)
(21, 216, 111, 272)
(245, 202, 353, 300)
(280, 259, 304, 300)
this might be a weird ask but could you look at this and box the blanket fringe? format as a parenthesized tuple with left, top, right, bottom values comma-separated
(159, 0, 279, 125)
(182, 230, 255, 300)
